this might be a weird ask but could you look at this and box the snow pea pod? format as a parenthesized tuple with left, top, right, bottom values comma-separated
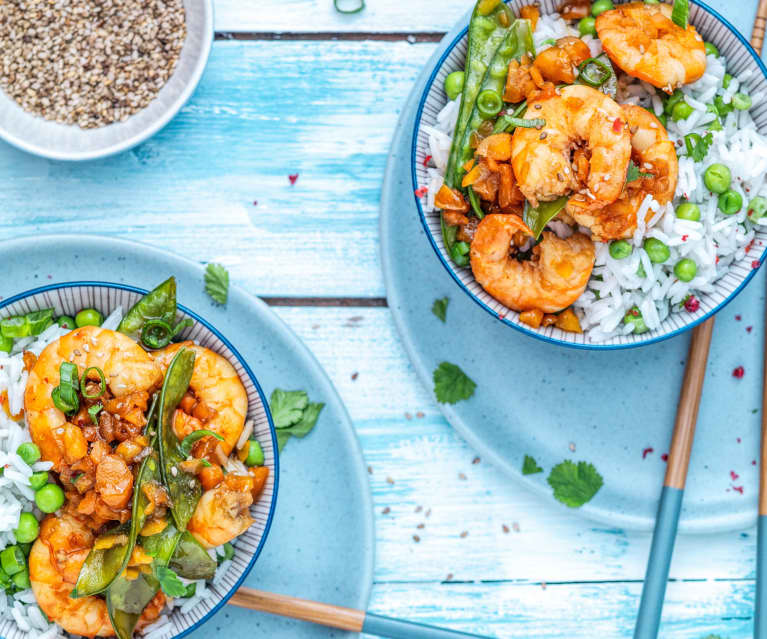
(169, 531, 217, 580)
(157, 347, 201, 531)
(117, 277, 177, 339)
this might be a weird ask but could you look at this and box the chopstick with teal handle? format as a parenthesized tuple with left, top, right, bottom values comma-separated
(229, 587, 492, 638)
(634, 318, 715, 639)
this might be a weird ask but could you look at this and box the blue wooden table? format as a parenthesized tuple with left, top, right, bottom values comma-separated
(2, 1, 767, 636)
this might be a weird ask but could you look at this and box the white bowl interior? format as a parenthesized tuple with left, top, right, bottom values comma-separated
(0, 283, 276, 639)
(0, 0, 213, 161)
(413, 0, 767, 348)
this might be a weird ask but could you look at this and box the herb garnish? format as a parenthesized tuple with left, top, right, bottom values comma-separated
(269, 389, 325, 452)
(433, 362, 476, 405)
(547, 460, 604, 508)
(626, 160, 654, 184)
(432, 297, 449, 323)
(522, 455, 543, 475)
(684, 132, 713, 163)
(204, 263, 229, 305)
(153, 564, 188, 597)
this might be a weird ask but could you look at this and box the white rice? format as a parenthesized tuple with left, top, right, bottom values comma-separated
(422, 16, 766, 342)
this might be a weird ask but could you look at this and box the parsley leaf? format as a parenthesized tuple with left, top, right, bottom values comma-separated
(432, 297, 449, 322)
(684, 132, 713, 163)
(204, 263, 229, 305)
(269, 389, 324, 452)
(522, 455, 543, 475)
(270, 389, 308, 428)
(626, 160, 654, 184)
(433, 362, 476, 404)
(547, 460, 604, 508)
(153, 564, 188, 598)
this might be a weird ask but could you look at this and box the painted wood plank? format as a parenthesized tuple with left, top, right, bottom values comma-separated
(0, 40, 433, 298)
(367, 580, 754, 638)
(273, 306, 758, 585)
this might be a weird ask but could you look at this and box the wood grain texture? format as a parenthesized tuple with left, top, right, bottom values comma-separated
(752, 0, 767, 52)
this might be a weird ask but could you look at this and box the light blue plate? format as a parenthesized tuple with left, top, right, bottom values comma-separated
(0, 235, 374, 637)
(382, 0, 766, 533)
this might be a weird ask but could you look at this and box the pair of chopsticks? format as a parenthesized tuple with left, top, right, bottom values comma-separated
(635, 8, 767, 638)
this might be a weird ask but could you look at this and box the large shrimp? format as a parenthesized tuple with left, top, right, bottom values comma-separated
(29, 513, 164, 638)
(511, 84, 632, 211)
(153, 343, 247, 455)
(470, 214, 595, 313)
(567, 104, 679, 241)
(187, 477, 254, 549)
(24, 326, 163, 472)
(596, 2, 706, 93)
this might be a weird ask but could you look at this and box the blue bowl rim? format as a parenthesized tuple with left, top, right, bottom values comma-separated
(411, 0, 767, 351)
(0, 279, 279, 639)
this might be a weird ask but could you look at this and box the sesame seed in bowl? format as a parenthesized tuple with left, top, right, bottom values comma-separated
(0, 0, 213, 161)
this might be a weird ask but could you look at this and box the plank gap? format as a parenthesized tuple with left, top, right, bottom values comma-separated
(263, 296, 388, 308)
(214, 31, 445, 42)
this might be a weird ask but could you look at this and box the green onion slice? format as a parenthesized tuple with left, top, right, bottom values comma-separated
(59, 362, 79, 390)
(141, 319, 175, 350)
(467, 186, 485, 220)
(80, 367, 106, 399)
(578, 58, 613, 88)
(671, 0, 689, 29)
(88, 404, 102, 425)
(178, 430, 225, 458)
(52, 385, 79, 415)
(492, 102, 529, 133)
(333, 0, 364, 14)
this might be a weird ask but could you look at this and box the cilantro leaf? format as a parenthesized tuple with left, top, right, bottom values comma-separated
(275, 402, 325, 452)
(153, 564, 188, 598)
(626, 160, 654, 184)
(269, 389, 308, 428)
(522, 455, 543, 475)
(204, 263, 229, 305)
(432, 297, 449, 323)
(547, 460, 603, 508)
(433, 362, 476, 404)
(684, 132, 713, 163)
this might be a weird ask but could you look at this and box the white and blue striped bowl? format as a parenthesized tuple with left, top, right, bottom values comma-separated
(0, 282, 277, 639)
(412, 0, 767, 349)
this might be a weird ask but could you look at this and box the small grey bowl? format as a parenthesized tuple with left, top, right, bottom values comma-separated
(0, 0, 214, 161)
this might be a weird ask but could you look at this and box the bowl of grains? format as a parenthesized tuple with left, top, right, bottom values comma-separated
(0, 0, 213, 160)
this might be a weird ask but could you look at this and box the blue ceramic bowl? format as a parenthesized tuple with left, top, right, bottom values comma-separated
(0, 282, 278, 639)
(412, 0, 767, 349)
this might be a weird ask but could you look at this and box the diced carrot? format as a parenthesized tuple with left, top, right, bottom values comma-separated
(555, 308, 583, 333)
(140, 518, 168, 537)
(200, 464, 224, 490)
(542, 314, 558, 327)
(498, 164, 515, 209)
(519, 5, 540, 30)
(248, 466, 270, 501)
(462, 158, 476, 172)
(475, 133, 512, 162)
(434, 184, 470, 213)
(519, 309, 544, 329)
(461, 163, 483, 187)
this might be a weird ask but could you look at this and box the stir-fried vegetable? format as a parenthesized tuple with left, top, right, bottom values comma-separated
(0, 308, 54, 339)
(671, 0, 689, 29)
(118, 277, 192, 349)
(577, 53, 617, 97)
(168, 531, 217, 580)
(523, 197, 569, 240)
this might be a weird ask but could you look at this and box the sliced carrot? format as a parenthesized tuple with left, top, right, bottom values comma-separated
(519, 309, 544, 329)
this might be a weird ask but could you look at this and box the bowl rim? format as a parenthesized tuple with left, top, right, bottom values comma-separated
(411, 0, 767, 351)
(0, 0, 214, 162)
(0, 279, 279, 639)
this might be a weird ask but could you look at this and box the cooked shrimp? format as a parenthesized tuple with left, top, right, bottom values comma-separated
(187, 483, 254, 548)
(533, 36, 592, 85)
(470, 214, 595, 313)
(567, 105, 678, 241)
(511, 84, 632, 210)
(24, 326, 163, 472)
(153, 343, 247, 455)
(596, 2, 706, 93)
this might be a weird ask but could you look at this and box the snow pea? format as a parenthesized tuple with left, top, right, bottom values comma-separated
(169, 531, 217, 580)
(158, 348, 200, 531)
(117, 277, 177, 339)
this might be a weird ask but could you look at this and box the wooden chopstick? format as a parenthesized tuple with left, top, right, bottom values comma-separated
(228, 587, 492, 639)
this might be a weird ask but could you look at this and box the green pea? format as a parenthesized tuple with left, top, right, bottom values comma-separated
(0, 546, 24, 576)
(591, 0, 614, 17)
(75, 308, 102, 328)
(671, 100, 694, 121)
(664, 89, 685, 115)
(476, 89, 503, 120)
(578, 16, 597, 36)
(245, 440, 265, 467)
(748, 196, 767, 220)
(16, 442, 40, 466)
(718, 189, 743, 215)
(676, 202, 701, 221)
(644, 0, 660, 3)
(704, 42, 719, 57)
(11, 569, 29, 590)
(624, 307, 649, 334)
(723, 73, 733, 89)
(452, 241, 470, 267)
(674, 258, 698, 282)
(704, 163, 731, 194)
(14, 513, 39, 544)
(609, 240, 632, 260)
(29, 471, 48, 491)
(0, 336, 12, 354)
(643, 238, 670, 264)
(35, 483, 65, 514)
(732, 92, 752, 111)
(444, 71, 465, 101)
(57, 315, 75, 330)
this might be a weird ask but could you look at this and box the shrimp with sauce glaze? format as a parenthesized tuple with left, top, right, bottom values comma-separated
(470, 214, 595, 313)
(596, 2, 706, 93)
